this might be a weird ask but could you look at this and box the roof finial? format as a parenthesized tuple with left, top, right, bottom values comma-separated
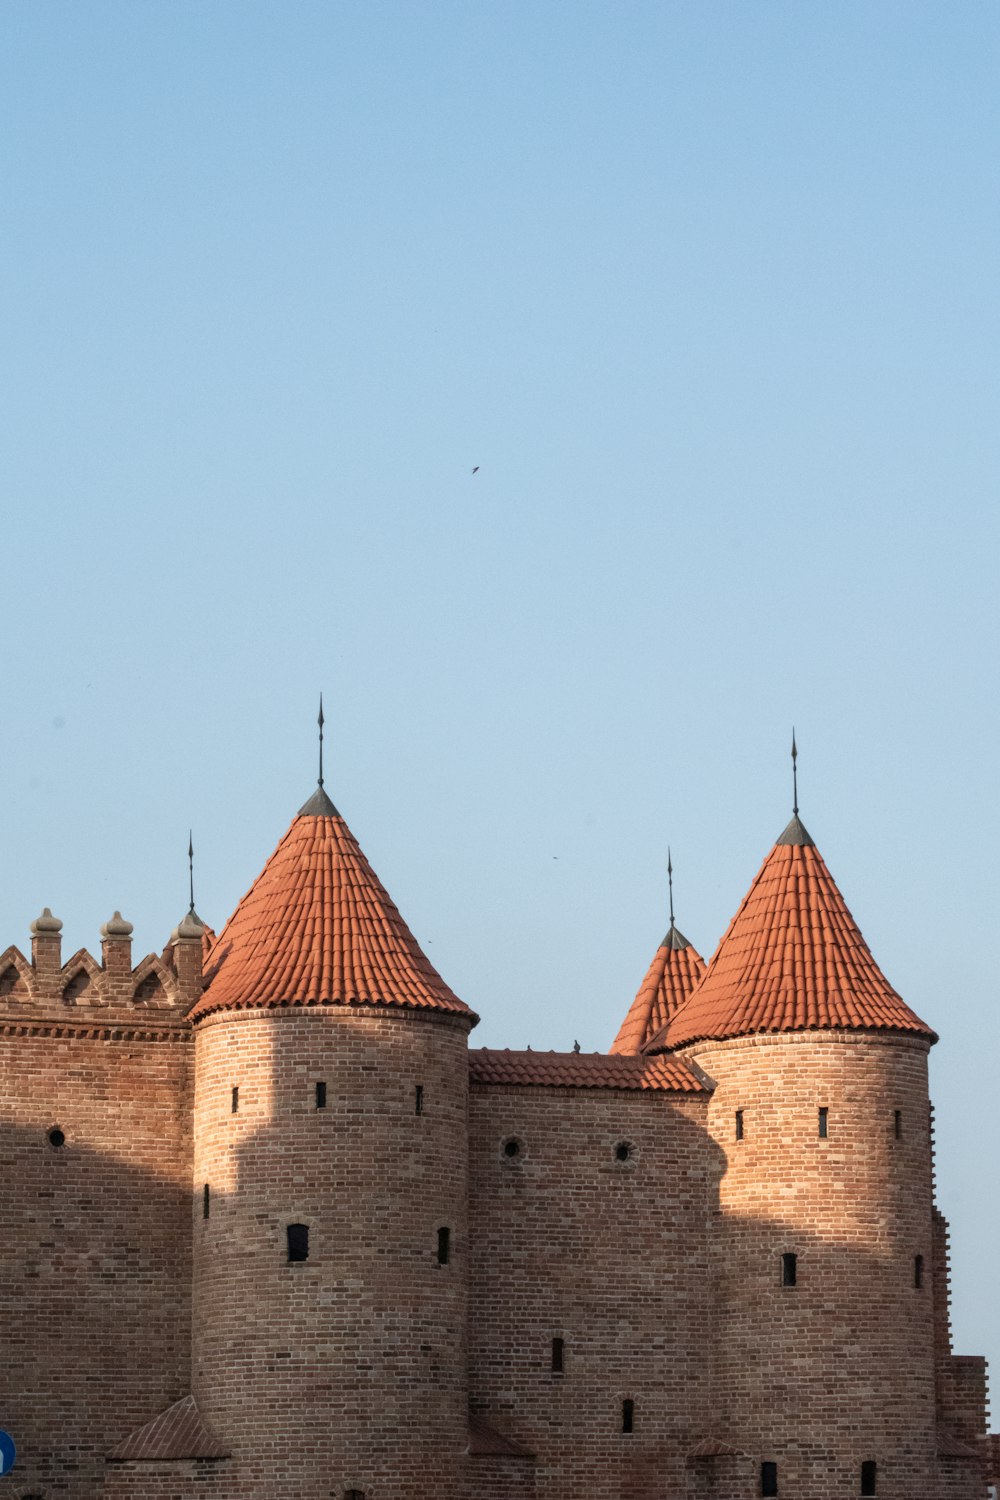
(317, 694, 325, 789)
(668, 846, 675, 928)
(188, 830, 196, 915)
(791, 727, 799, 816)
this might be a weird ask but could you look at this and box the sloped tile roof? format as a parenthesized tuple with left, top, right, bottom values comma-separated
(610, 925, 706, 1053)
(190, 799, 475, 1022)
(469, 1048, 709, 1092)
(467, 1413, 535, 1459)
(107, 1395, 229, 1461)
(649, 824, 936, 1050)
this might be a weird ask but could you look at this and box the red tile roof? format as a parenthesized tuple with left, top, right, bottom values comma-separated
(649, 819, 936, 1051)
(107, 1395, 229, 1461)
(610, 925, 706, 1053)
(469, 1048, 709, 1092)
(190, 799, 475, 1022)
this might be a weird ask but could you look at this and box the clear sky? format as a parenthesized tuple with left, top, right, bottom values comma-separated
(3, 0, 998, 1393)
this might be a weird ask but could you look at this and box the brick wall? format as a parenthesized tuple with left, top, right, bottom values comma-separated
(467, 1082, 716, 1500)
(191, 1004, 472, 1500)
(0, 1017, 192, 1498)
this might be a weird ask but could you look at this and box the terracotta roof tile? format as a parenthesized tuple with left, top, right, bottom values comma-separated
(190, 801, 475, 1023)
(107, 1395, 229, 1461)
(649, 827, 935, 1051)
(469, 1048, 709, 1092)
(610, 925, 706, 1053)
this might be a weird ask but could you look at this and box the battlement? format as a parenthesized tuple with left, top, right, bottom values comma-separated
(0, 906, 207, 1022)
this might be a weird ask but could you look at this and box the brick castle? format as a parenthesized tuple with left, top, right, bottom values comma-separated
(1, 759, 994, 1499)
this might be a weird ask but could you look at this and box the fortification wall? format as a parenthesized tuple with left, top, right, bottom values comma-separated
(467, 1082, 717, 1500)
(682, 1030, 951, 1500)
(192, 1004, 472, 1500)
(0, 1017, 193, 1498)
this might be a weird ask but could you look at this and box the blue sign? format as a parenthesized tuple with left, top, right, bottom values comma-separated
(0, 1432, 14, 1474)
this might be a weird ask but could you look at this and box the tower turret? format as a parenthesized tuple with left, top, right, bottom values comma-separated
(609, 850, 705, 1053)
(647, 811, 944, 1499)
(190, 773, 476, 1500)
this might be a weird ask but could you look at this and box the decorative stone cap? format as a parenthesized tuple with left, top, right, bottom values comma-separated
(171, 910, 206, 943)
(30, 907, 62, 935)
(100, 911, 134, 940)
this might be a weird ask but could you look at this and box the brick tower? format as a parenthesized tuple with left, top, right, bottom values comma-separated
(188, 777, 477, 1500)
(646, 808, 954, 1500)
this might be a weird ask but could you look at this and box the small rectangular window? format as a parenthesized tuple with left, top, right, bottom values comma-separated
(894, 1109, 902, 1140)
(761, 1461, 778, 1496)
(203, 1183, 210, 1220)
(415, 1084, 424, 1116)
(782, 1252, 797, 1287)
(914, 1254, 923, 1289)
(231, 1085, 239, 1114)
(735, 1109, 744, 1141)
(287, 1223, 309, 1262)
(551, 1337, 564, 1373)
(621, 1398, 634, 1434)
(861, 1460, 877, 1495)
(315, 1081, 327, 1109)
(437, 1226, 450, 1265)
(818, 1106, 828, 1138)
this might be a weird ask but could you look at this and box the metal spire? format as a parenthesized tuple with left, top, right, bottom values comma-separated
(668, 846, 675, 928)
(791, 728, 799, 816)
(318, 694, 325, 789)
(188, 831, 196, 915)
(297, 694, 340, 817)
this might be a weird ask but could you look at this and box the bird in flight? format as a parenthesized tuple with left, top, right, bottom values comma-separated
(471, 466, 480, 474)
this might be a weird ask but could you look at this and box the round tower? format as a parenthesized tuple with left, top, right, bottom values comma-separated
(648, 811, 940, 1500)
(189, 780, 477, 1500)
(609, 851, 706, 1053)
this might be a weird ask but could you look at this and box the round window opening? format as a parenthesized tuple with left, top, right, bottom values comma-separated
(502, 1137, 522, 1160)
(48, 1127, 66, 1149)
(614, 1141, 633, 1163)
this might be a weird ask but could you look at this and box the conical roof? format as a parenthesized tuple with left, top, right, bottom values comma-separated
(648, 821, 935, 1051)
(190, 793, 475, 1023)
(610, 925, 706, 1053)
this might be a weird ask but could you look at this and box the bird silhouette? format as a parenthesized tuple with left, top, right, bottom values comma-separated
(471, 466, 479, 474)
(572, 1040, 581, 1053)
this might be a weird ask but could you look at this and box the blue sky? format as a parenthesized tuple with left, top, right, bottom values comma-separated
(3, 1, 999, 1386)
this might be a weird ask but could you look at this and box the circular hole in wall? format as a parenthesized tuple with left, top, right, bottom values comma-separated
(47, 1127, 65, 1149)
(614, 1141, 633, 1163)
(502, 1137, 523, 1160)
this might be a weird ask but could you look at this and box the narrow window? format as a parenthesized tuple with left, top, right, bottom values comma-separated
(894, 1109, 902, 1140)
(735, 1109, 744, 1141)
(782, 1252, 797, 1287)
(231, 1085, 239, 1114)
(861, 1460, 877, 1496)
(621, 1398, 634, 1433)
(437, 1226, 450, 1265)
(818, 1106, 828, 1139)
(415, 1084, 424, 1116)
(315, 1081, 327, 1109)
(203, 1183, 210, 1220)
(551, 1337, 564, 1373)
(287, 1223, 309, 1262)
(761, 1461, 778, 1496)
(344, 1491, 366, 1500)
(914, 1254, 923, 1289)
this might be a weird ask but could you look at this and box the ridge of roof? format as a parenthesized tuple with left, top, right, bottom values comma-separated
(609, 931, 706, 1055)
(469, 1048, 709, 1093)
(190, 806, 475, 1023)
(650, 828, 936, 1051)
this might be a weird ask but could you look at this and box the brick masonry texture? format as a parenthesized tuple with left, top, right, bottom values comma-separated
(0, 800, 991, 1499)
